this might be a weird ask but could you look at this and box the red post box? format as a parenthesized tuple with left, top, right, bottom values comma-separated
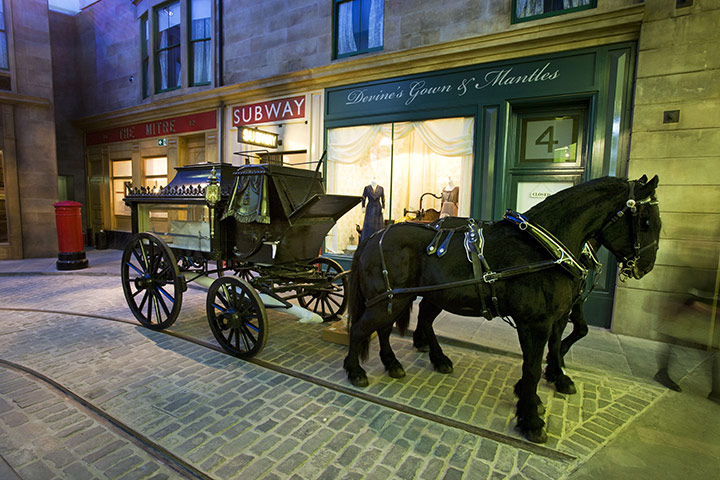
(54, 201, 89, 270)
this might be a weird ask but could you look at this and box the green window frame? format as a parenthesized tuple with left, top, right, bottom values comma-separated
(188, 0, 211, 86)
(333, 0, 384, 59)
(154, 0, 181, 93)
(141, 13, 150, 98)
(512, 0, 596, 24)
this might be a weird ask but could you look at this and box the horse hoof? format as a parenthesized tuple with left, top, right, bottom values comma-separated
(524, 428, 548, 444)
(350, 375, 369, 387)
(388, 365, 406, 378)
(556, 378, 577, 395)
(516, 425, 548, 444)
(434, 363, 454, 374)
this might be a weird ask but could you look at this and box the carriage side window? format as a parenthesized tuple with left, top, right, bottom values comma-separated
(512, 0, 595, 24)
(112, 160, 132, 217)
(333, 0, 384, 59)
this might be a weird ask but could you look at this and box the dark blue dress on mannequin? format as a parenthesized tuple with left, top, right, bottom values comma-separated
(360, 184, 385, 243)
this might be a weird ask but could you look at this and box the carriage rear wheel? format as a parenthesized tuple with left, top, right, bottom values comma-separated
(206, 276, 268, 358)
(297, 257, 348, 321)
(121, 232, 185, 330)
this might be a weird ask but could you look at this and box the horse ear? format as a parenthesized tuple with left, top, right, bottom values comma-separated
(638, 174, 648, 184)
(636, 175, 659, 198)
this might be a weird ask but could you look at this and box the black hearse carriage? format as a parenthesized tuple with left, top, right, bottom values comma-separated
(121, 158, 361, 358)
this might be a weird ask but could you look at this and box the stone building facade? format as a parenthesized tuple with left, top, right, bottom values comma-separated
(0, 0, 59, 259)
(1, 0, 717, 347)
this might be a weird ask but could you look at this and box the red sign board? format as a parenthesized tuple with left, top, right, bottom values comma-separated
(232, 95, 306, 126)
(85, 110, 217, 146)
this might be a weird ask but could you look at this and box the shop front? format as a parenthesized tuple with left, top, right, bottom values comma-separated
(84, 109, 219, 248)
(226, 91, 325, 169)
(324, 43, 637, 328)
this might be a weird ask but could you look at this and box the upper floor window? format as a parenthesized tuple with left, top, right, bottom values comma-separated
(142, 0, 212, 97)
(334, 0, 384, 59)
(0, 0, 10, 90)
(513, 0, 595, 23)
(141, 14, 150, 98)
(155, 1, 181, 92)
(189, 0, 211, 86)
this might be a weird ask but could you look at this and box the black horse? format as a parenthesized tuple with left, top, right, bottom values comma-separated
(344, 175, 661, 443)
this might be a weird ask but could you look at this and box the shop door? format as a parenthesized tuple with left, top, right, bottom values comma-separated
(87, 153, 107, 244)
(505, 102, 614, 328)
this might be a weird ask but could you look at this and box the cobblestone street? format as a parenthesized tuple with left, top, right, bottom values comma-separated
(1, 260, 719, 479)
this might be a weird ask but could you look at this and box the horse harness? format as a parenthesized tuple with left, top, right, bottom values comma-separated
(366, 214, 595, 326)
(365, 178, 656, 323)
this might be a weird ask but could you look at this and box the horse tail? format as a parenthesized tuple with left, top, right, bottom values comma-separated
(347, 239, 371, 362)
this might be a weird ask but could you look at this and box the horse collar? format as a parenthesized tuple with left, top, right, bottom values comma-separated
(504, 210, 588, 281)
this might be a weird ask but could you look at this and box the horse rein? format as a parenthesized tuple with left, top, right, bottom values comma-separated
(599, 180, 659, 281)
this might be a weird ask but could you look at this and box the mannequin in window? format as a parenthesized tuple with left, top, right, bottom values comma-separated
(439, 177, 459, 218)
(360, 178, 385, 243)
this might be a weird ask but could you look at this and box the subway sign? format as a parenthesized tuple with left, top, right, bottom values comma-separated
(238, 126, 279, 148)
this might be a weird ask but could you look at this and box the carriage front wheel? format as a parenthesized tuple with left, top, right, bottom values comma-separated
(206, 276, 268, 358)
(297, 257, 348, 321)
(121, 232, 185, 330)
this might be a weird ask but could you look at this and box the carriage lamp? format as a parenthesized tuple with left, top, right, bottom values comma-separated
(205, 167, 220, 206)
(206, 167, 220, 238)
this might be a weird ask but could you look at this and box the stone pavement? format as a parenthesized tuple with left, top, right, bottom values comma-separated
(1, 248, 719, 479)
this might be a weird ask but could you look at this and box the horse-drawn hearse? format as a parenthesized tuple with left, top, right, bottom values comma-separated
(121, 156, 361, 358)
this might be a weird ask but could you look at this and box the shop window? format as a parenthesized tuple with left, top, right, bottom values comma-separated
(326, 117, 474, 255)
(512, 0, 595, 23)
(143, 156, 168, 190)
(155, 1, 181, 92)
(334, 0, 384, 59)
(189, 0, 211, 86)
(0, 0, 11, 91)
(112, 160, 132, 217)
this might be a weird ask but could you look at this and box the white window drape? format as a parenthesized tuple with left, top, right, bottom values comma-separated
(337, 2, 357, 56)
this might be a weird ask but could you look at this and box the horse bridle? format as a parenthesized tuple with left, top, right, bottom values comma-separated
(600, 180, 659, 281)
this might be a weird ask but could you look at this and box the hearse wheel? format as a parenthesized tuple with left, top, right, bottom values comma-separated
(298, 257, 348, 321)
(121, 232, 185, 330)
(206, 276, 268, 358)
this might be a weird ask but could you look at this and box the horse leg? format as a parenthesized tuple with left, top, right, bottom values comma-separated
(514, 321, 552, 444)
(544, 317, 577, 394)
(415, 298, 453, 373)
(343, 309, 378, 387)
(378, 323, 406, 378)
(559, 305, 589, 364)
(412, 299, 433, 352)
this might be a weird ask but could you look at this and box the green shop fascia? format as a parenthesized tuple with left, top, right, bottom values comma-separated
(323, 42, 637, 329)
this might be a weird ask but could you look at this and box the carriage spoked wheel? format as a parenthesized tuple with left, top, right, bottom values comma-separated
(206, 276, 268, 358)
(297, 257, 348, 321)
(121, 232, 185, 330)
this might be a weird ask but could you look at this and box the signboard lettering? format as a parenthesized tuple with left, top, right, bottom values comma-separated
(327, 54, 596, 118)
(238, 126, 279, 148)
(232, 95, 306, 126)
(86, 111, 216, 146)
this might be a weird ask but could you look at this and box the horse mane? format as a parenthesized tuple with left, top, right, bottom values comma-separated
(525, 176, 627, 219)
